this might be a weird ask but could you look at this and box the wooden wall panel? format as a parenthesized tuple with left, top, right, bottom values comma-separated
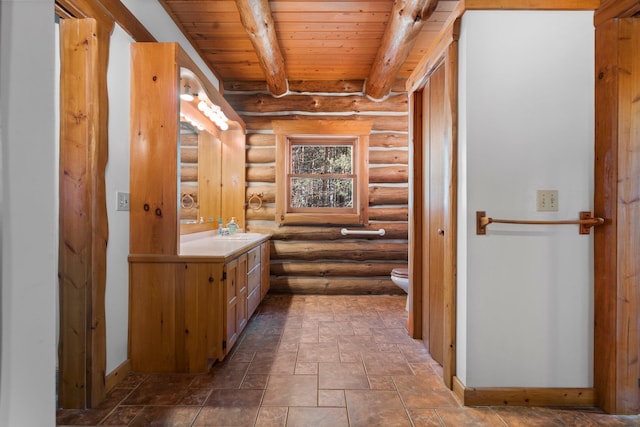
(58, 17, 111, 409)
(226, 81, 409, 294)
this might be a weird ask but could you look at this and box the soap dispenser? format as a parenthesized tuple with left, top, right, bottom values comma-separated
(218, 218, 223, 235)
(227, 217, 237, 235)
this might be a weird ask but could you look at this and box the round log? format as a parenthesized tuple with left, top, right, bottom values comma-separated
(369, 207, 408, 221)
(369, 149, 408, 165)
(180, 164, 198, 182)
(270, 241, 408, 261)
(369, 166, 409, 183)
(270, 261, 407, 277)
(246, 133, 275, 147)
(247, 146, 276, 164)
(269, 277, 403, 295)
(245, 205, 276, 221)
(246, 166, 276, 183)
(180, 146, 198, 163)
(369, 186, 408, 206)
(369, 133, 408, 148)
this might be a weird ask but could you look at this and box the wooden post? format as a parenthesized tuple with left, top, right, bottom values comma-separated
(58, 16, 112, 409)
(594, 4, 640, 414)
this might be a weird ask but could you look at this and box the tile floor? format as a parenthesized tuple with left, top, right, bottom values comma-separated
(57, 294, 640, 426)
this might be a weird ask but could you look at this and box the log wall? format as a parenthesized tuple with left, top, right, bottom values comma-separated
(224, 80, 409, 294)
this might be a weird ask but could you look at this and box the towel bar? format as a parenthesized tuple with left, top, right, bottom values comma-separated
(476, 211, 605, 235)
(341, 228, 386, 236)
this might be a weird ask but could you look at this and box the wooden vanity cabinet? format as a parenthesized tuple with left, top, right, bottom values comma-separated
(129, 260, 224, 373)
(222, 241, 269, 356)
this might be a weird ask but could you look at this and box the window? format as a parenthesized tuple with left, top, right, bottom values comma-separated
(274, 120, 372, 225)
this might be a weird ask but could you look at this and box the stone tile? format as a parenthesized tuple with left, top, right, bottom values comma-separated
(393, 375, 459, 409)
(318, 321, 355, 336)
(340, 350, 363, 363)
(122, 374, 198, 405)
(255, 406, 288, 427)
(129, 406, 199, 426)
(286, 407, 349, 427)
(99, 405, 144, 425)
(241, 374, 269, 389)
(345, 390, 412, 427)
(338, 335, 380, 353)
(281, 326, 319, 344)
(398, 343, 434, 363)
(262, 374, 318, 407)
(178, 387, 211, 405)
(278, 342, 299, 352)
(228, 349, 255, 363)
(361, 352, 413, 376)
(298, 342, 341, 363)
(437, 407, 507, 426)
(247, 351, 297, 375)
(490, 406, 577, 427)
(295, 362, 318, 375)
(318, 389, 346, 407)
(407, 408, 443, 427)
(368, 375, 397, 390)
(190, 362, 249, 389)
(197, 389, 263, 426)
(318, 362, 369, 390)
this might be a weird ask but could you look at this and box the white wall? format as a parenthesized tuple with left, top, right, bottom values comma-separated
(1, 1, 57, 425)
(457, 11, 595, 388)
(105, 25, 133, 373)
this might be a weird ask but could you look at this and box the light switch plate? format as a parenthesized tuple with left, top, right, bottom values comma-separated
(116, 192, 130, 211)
(537, 190, 558, 212)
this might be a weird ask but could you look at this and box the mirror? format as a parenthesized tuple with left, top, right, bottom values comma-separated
(178, 67, 223, 233)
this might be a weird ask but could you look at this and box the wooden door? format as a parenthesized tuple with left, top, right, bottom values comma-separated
(421, 62, 447, 366)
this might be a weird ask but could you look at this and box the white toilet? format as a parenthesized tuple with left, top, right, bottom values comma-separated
(391, 268, 410, 310)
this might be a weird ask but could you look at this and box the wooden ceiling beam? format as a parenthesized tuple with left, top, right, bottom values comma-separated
(366, 0, 440, 100)
(234, 0, 288, 96)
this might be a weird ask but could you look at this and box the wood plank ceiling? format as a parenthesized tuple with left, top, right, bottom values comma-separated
(160, 0, 461, 99)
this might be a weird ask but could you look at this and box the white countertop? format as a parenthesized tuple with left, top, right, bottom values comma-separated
(179, 231, 269, 258)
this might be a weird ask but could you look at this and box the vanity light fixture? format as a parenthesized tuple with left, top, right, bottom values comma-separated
(180, 83, 194, 102)
(197, 100, 229, 131)
(180, 112, 205, 131)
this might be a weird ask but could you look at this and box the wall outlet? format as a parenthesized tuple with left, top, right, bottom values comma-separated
(537, 190, 558, 212)
(116, 191, 130, 211)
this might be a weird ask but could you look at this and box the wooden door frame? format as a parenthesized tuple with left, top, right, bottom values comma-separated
(593, 0, 640, 415)
(408, 22, 459, 390)
(56, 0, 154, 409)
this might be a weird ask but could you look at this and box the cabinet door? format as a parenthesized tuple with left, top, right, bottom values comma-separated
(129, 262, 180, 372)
(181, 263, 224, 372)
(260, 241, 270, 299)
(224, 258, 238, 354)
(236, 253, 248, 334)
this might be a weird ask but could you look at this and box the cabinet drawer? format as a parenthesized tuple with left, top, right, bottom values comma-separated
(247, 286, 261, 318)
(247, 246, 261, 271)
(247, 265, 261, 294)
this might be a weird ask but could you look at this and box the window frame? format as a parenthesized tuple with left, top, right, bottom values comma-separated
(274, 120, 371, 225)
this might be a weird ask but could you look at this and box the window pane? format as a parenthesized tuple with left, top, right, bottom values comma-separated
(291, 145, 352, 174)
(290, 177, 353, 208)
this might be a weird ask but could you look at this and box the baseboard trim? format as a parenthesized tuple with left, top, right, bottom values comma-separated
(452, 376, 596, 407)
(105, 359, 132, 392)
